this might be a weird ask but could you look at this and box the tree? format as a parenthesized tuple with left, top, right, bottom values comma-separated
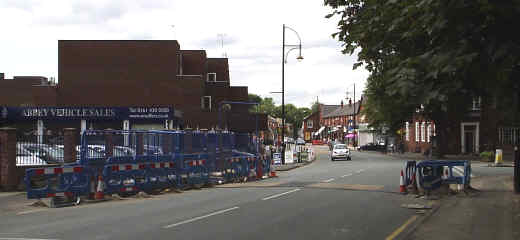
(325, 0, 520, 155)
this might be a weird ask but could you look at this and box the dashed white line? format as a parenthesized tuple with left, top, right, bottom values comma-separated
(262, 188, 301, 201)
(16, 209, 47, 215)
(163, 206, 240, 228)
(341, 173, 353, 178)
(356, 169, 365, 173)
(323, 178, 335, 183)
(0, 238, 58, 240)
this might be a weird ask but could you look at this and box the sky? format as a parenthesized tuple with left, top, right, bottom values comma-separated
(0, 0, 369, 108)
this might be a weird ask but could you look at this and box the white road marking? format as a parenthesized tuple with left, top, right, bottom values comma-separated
(261, 188, 301, 201)
(0, 238, 59, 240)
(341, 173, 353, 178)
(163, 206, 239, 229)
(16, 209, 47, 215)
(356, 169, 365, 173)
(323, 178, 335, 183)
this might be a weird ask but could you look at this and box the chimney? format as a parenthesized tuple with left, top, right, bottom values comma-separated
(349, 98, 352, 105)
(341, 100, 344, 108)
(0, 73, 4, 80)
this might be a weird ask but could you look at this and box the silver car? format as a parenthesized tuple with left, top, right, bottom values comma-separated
(330, 144, 351, 161)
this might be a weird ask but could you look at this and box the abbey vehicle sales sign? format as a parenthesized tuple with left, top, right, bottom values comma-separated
(1, 106, 174, 121)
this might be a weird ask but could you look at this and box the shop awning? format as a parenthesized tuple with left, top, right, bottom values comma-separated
(314, 126, 325, 136)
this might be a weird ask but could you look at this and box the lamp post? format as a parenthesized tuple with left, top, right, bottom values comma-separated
(281, 24, 303, 165)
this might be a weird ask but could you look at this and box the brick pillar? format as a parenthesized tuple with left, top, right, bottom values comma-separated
(136, 133, 144, 155)
(105, 129, 114, 158)
(63, 128, 78, 164)
(0, 128, 17, 190)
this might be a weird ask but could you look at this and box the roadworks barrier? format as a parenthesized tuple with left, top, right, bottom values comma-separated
(25, 130, 275, 207)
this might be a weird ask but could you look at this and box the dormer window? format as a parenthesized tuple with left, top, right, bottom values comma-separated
(472, 97, 481, 111)
(207, 73, 216, 82)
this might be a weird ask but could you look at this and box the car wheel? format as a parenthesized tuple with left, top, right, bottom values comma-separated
(331, 157, 334, 161)
(347, 157, 351, 161)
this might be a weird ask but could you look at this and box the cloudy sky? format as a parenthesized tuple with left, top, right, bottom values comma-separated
(0, 0, 368, 108)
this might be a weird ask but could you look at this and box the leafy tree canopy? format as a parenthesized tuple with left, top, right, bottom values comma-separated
(325, 0, 520, 142)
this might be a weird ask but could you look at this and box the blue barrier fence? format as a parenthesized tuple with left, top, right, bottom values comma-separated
(409, 160, 471, 191)
(25, 129, 270, 201)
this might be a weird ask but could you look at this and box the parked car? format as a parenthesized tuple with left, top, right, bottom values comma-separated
(296, 138, 305, 145)
(330, 144, 351, 161)
(357, 142, 385, 151)
(16, 145, 48, 166)
(19, 143, 64, 164)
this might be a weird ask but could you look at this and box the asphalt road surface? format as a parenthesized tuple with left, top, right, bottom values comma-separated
(2, 147, 503, 240)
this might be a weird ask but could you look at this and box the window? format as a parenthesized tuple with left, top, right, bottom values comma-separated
(421, 122, 426, 142)
(405, 122, 409, 141)
(427, 123, 432, 143)
(201, 96, 211, 110)
(472, 97, 481, 111)
(207, 73, 217, 82)
(307, 120, 313, 129)
(415, 122, 419, 142)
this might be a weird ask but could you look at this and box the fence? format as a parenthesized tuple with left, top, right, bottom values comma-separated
(498, 127, 520, 146)
(23, 129, 271, 202)
(16, 131, 64, 166)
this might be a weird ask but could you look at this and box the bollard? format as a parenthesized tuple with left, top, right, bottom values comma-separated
(495, 149, 503, 165)
(515, 146, 519, 194)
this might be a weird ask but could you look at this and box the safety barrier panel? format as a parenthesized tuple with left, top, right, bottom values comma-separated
(404, 161, 417, 186)
(25, 129, 266, 203)
(415, 160, 471, 190)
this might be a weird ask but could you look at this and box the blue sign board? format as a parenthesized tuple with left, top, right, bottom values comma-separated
(1, 106, 178, 121)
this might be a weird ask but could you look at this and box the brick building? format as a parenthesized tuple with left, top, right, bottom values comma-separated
(402, 98, 519, 156)
(0, 40, 266, 134)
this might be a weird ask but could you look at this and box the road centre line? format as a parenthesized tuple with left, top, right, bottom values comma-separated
(261, 189, 301, 201)
(356, 169, 365, 173)
(385, 215, 418, 240)
(163, 207, 239, 229)
(322, 178, 335, 183)
(341, 173, 353, 178)
(16, 209, 48, 215)
(0, 238, 59, 240)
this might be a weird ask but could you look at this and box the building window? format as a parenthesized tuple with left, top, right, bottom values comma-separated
(415, 122, 419, 142)
(472, 97, 481, 111)
(427, 123, 432, 143)
(405, 122, 409, 141)
(307, 120, 313, 129)
(207, 73, 217, 82)
(421, 122, 426, 142)
(201, 96, 211, 110)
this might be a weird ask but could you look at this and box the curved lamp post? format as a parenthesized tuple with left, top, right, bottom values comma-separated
(281, 24, 303, 164)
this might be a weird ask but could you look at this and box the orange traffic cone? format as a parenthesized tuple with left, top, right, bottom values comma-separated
(400, 170, 407, 194)
(95, 175, 105, 200)
(270, 171, 277, 178)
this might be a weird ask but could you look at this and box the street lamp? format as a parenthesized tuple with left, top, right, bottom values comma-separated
(281, 24, 303, 164)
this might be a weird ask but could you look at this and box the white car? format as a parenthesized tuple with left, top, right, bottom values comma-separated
(330, 144, 351, 161)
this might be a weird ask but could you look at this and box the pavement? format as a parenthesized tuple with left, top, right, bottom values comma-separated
(408, 175, 520, 240)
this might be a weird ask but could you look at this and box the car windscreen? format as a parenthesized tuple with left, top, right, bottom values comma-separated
(334, 145, 347, 149)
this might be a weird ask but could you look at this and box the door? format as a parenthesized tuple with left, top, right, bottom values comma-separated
(464, 131, 474, 153)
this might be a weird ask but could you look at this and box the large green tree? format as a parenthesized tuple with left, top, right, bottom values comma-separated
(325, 0, 520, 155)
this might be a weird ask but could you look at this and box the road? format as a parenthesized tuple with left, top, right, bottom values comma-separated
(1, 147, 504, 240)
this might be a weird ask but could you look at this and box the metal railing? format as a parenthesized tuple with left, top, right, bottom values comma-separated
(17, 133, 64, 166)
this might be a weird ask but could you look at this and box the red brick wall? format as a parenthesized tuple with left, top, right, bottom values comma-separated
(207, 58, 230, 83)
